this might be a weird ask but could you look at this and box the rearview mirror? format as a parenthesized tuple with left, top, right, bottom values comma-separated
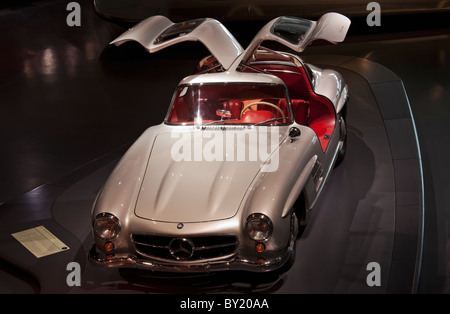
(216, 109, 232, 120)
(289, 127, 301, 142)
(289, 127, 301, 138)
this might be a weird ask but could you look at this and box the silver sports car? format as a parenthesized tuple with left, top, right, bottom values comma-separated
(89, 13, 350, 272)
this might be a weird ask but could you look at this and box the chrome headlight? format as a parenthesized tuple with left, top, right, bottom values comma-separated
(93, 213, 120, 240)
(246, 214, 273, 241)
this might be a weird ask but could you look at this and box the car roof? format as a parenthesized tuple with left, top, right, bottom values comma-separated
(178, 71, 286, 86)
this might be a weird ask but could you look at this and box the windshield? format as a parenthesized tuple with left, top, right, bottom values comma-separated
(166, 83, 292, 125)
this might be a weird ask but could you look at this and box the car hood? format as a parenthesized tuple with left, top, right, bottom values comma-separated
(134, 128, 286, 223)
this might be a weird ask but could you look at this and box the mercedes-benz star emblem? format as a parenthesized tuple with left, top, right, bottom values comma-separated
(169, 238, 194, 260)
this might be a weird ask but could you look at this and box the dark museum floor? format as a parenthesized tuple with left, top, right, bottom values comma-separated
(0, 0, 449, 295)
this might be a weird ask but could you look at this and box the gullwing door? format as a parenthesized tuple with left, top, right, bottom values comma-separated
(110, 15, 244, 70)
(241, 12, 351, 64)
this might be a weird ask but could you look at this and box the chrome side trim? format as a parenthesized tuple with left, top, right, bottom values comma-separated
(309, 142, 340, 209)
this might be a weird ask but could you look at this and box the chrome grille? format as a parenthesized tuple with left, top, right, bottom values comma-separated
(132, 234, 238, 261)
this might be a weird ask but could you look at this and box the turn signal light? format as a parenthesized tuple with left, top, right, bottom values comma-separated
(255, 242, 266, 253)
(105, 242, 114, 252)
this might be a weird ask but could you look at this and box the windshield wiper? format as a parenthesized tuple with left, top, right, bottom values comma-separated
(197, 117, 288, 128)
(198, 119, 240, 127)
(254, 117, 289, 125)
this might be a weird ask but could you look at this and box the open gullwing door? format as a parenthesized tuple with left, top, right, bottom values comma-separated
(110, 16, 244, 70)
(110, 13, 350, 70)
(240, 12, 351, 65)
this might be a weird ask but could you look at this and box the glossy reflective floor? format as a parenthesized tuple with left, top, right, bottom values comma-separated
(0, 0, 449, 294)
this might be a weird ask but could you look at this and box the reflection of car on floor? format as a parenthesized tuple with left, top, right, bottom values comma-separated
(89, 13, 350, 272)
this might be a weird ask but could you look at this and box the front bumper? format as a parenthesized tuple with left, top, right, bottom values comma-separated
(88, 244, 294, 273)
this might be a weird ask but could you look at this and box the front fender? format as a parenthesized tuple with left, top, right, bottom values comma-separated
(239, 125, 321, 250)
(91, 125, 164, 223)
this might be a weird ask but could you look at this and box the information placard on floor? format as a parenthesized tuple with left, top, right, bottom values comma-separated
(12, 226, 70, 258)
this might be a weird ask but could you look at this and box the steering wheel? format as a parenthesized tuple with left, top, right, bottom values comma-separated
(240, 101, 286, 119)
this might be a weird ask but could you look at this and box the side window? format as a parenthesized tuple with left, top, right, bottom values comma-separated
(270, 17, 313, 45)
(154, 18, 206, 44)
(167, 87, 189, 123)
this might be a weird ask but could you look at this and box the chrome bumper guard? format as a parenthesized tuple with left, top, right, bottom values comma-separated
(88, 245, 293, 273)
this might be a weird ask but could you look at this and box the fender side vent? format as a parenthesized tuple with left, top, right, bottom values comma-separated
(311, 160, 324, 190)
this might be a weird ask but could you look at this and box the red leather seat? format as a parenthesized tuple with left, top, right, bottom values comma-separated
(241, 110, 275, 123)
(222, 100, 242, 119)
(278, 99, 309, 125)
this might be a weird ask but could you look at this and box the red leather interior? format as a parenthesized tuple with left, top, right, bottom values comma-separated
(308, 93, 336, 151)
(272, 71, 309, 100)
(247, 64, 310, 100)
(292, 99, 310, 125)
(278, 99, 310, 125)
(222, 100, 242, 119)
(254, 64, 336, 151)
(167, 97, 189, 123)
(171, 58, 337, 152)
(241, 110, 275, 123)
